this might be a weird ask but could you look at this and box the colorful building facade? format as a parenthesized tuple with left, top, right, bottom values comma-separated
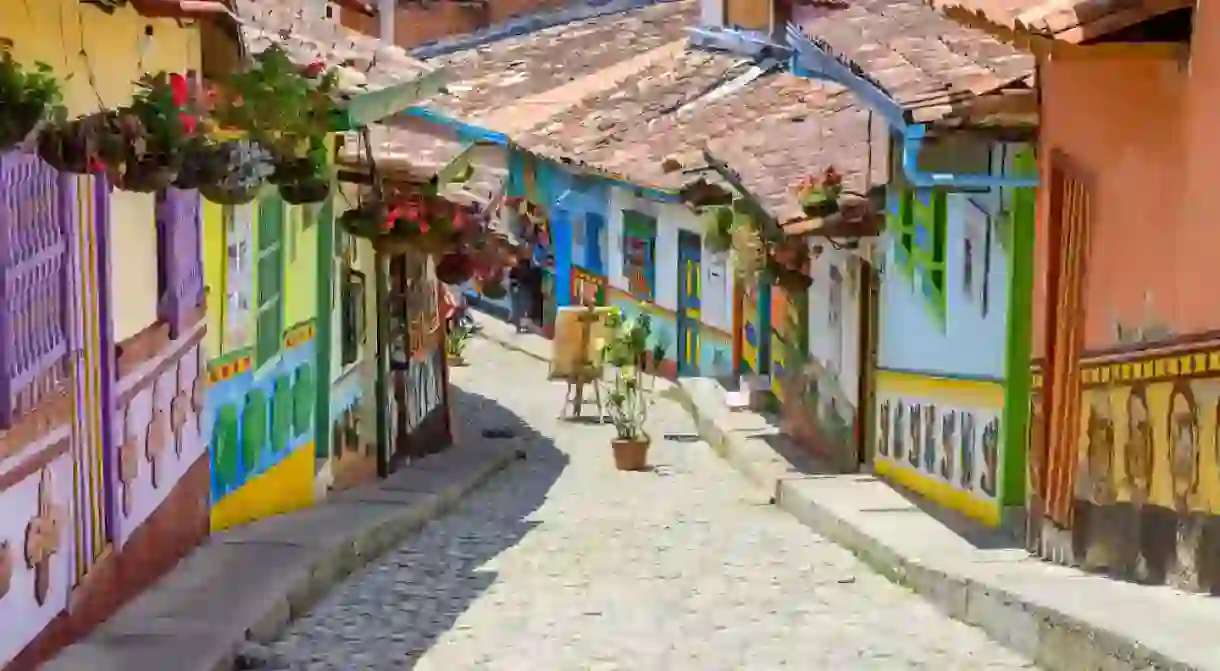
(874, 152, 1036, 527)
(0, 2, 211, 667)
(202, 192, 321, 531)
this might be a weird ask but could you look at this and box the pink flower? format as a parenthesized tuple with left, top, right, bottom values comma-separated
(304, 61, 326, 77)
(179, 113, 197, 135)
(169, 73, 190, 107)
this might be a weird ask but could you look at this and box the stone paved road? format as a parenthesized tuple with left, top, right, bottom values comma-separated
(268, 339, 1040, 670)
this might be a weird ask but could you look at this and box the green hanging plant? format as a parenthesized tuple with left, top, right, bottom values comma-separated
(701, 205, 733, 253)
(0, 41, 64, 152)
(215, 46, 340, 204)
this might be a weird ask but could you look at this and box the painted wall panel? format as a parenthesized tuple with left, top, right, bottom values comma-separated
(113, 332, 207, 545)
(205, 324, 317, 531)
(0, 449, 74, 666)
(880, 191, 1009, 380)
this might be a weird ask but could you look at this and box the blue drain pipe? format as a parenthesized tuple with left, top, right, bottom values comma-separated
(785, 26, 1038, 190)
(900, 124, 1039, 189)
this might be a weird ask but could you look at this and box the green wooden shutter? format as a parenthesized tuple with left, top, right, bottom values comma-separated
(256, 192, 285, 367)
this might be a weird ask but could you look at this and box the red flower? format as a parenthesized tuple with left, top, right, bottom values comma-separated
(87, 156, 106, 175)
(179, 112, 197, 135)
(304, 61, 326, 78)
(384, 206, 401, 230)
(169, 73, 190, 107)
(419, 222, 430, 234)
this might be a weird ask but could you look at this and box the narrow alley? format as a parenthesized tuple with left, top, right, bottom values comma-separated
(262, 339, 1039, 670)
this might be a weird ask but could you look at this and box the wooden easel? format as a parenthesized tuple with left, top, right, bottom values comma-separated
(559, 305, 605, 422)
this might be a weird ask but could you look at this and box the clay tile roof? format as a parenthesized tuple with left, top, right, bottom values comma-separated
(792, 0, 1034, 121)
(422, 0, 698, 131)
(924, 0, 1192, 43)
(521, 59, 887, 224)
(233, 0, 436, 94)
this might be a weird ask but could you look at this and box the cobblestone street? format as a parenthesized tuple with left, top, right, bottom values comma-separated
(267, 339, 1040, 670)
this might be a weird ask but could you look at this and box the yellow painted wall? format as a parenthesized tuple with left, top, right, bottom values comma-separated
(202, 200, 225, 357)
(284, 204, 318, 327)
(209, 440, 316, 531)
(873, 371, 1006, 526)
(4, 0, 201, 341)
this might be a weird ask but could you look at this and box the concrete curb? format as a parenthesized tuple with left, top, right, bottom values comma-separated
(667, 378, 1206, 671)
(44, 443, 519, 671)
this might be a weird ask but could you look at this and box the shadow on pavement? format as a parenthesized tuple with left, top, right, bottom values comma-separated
(264, 385, 569, 671)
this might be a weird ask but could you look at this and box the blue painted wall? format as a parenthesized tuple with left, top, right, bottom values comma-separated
(879, 189, 1009, 379)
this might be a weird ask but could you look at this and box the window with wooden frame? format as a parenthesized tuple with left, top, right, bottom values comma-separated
(256, 192, 285, 368)
(622, 210, 656, 301)
(156, 187, 205, 339)
(335, 222, 367, 368)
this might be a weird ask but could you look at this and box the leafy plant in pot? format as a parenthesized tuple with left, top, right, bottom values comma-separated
(104, 72, 200, 192)
(0, 41, 64, 152)
(196, 139, 275, 205)
(601, 308, 655, 471)
(444, 321, 473, 365)
(216, 47, 339, 204)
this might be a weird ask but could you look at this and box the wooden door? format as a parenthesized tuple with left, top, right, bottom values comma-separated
(677, 231, 702, 376)
(856, 261, 879, 466)
(1037, 151, 1093, 527)
(383, 250, 449, 473)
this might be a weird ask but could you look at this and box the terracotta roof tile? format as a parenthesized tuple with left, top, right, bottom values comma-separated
(793, 0, 1034, 116)
(924, 0, 1192, 43)
(234, 0, 436, 94)
(423, 0, 698, 125)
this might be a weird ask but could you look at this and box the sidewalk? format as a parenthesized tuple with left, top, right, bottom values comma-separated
(44, 436, 518, 671)
(472, 309, 1220, 671)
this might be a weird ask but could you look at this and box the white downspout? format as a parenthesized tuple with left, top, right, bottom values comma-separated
(379, 0, 395, 44)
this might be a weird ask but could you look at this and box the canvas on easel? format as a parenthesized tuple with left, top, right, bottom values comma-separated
(550, 305, 616, 420)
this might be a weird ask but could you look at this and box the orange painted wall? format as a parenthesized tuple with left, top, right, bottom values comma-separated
(1032, 52, 1187, 358)
(1174, 4, 1220, 335)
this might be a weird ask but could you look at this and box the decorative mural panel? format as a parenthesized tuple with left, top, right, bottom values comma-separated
(0, 446, 74, 667)
(874, 371, 1004, 526)
(206, 321, 317, 531)
(770, 286, 807, 404)
(114, 329, 208, 544)
(328, 360, 377, 491)
(1030, 344, 1220, 593)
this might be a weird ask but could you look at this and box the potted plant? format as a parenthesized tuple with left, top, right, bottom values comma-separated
(436, 251, 475, 285)
(216, 47, 339, 204)
(196, 139, 275, 205)
(602, 309, 654, 471)
(0, 42, 64, 152)
(100, 72, 200, 192)
(444, 321, 473, 366)
(701, 204, 733, 253)
(794, 166, 843, 219)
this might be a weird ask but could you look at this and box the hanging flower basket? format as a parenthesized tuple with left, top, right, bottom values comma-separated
(0, 46, 64, 152)
(37, 116, 103, 174)
(794, 167, 844, 219)
(339, 201, 396, 239)
(702, 205, 733, 253)
(481, 277, 508, 300)
(273, 156, 330, 204)
(215, 48, 339, 204)
(111, 154, 178, 193)
(436, 252, 475, 285)
(196, 140, 274, 205)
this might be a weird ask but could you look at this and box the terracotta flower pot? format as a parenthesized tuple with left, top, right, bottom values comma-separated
(612, 437, 650, 471)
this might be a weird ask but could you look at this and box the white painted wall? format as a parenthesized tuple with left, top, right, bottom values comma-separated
(607, 186, 735, 329)
(700, 0, 725, 28)
(807, 245, 861, 408)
